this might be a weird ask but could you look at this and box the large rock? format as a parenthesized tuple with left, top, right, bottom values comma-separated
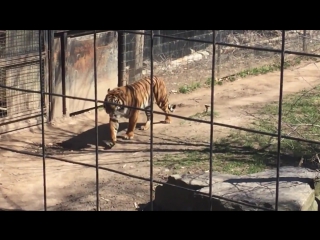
(154, 166, 319, 211)
(315, 177, 320, 196)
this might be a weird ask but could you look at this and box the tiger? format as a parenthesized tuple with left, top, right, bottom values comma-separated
(103, 76, 176, 147)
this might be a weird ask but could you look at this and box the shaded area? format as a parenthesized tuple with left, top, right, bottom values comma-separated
(137, 201, 163, 211)
(18, 120, 210, 156)
(47, 179, 150, 211)
(151, 167, 319, 211)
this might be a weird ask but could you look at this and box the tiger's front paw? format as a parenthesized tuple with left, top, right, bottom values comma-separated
(123, 132, 134, 140)
(140, 123, 150, 130)
(103, 140, 116, 149)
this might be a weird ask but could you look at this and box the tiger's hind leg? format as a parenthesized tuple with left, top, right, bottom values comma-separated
(157, 101, 176, 124)
(123, 110, 139, 140)
(140, 106, 151, 130)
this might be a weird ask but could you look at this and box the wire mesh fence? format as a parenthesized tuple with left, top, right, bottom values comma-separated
(0, 30, 46, 127)
(1, 30, 320, 211)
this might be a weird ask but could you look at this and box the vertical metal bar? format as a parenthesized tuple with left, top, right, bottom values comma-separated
(43, 31, 49, 113)
(94, 30, 100, 211)
(217, 31, 221, 78)
(48, 30, 54, 122)
(60, 32, 67, 115)
(303, 30, 307, 52)
(39, 30, 47, 211)
(118, 31, 127, 87)
(208, 30, 216, 211)
(149, 30, 154, 211)
(275, 30, 286, 211)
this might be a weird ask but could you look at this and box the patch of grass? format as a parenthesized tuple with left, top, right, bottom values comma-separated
(179, 111, 218, 126)
(155, 148, 266, 175)
(178, 82, 201, 94)
(205, 78, 223, 86)
(178, 56, 318, 94)
(189, 111, 219, 119)
(159, 84, 320, 176)
(218, 56, 318, 84)
(178, 56, 317, 94)
(217, 85, 320, 169)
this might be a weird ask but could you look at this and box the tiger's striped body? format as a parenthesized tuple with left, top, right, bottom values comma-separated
(103, 76, 176, 146)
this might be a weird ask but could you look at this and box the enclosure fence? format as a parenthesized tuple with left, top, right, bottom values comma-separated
(1, 30, 320, 210)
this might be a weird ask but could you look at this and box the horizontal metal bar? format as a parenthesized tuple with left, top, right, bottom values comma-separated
(52, 30, 320, 59)
(54, 30, 113, 38)
(67, 30, 112, 38)
(0, 144, 273, 211)
(0, 52, 46, 68)
(118, 31, 319, 56)
(116, 30, 151, 36)
(0, 113, 43, 127)
(216, 41, 282, 53)
(150, 33, 286, 55)
(285, 50, 320, 58)
(54, 30, 70, 33)
(154, 33, 214, 45)
(0, 110, 45, 125)
(1, 83, 320, 146)
(53, 30, 70, 37)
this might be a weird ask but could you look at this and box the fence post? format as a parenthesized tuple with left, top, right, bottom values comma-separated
(48, 30, 54, 122)
(217, 31, 221, 79)
(60, 32, 67, 115)
(118, 31, 126, 86)
(129, 30, 145, 82)
(303, 30, 307, 52)
(154, 30, 161, 56)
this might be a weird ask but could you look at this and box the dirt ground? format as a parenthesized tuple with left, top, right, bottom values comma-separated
(1, 60, 320, 211)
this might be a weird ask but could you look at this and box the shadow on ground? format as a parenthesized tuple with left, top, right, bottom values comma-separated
(56, 122, 128, 150)
(55, 120, 174, 151)
(0, 208, 26, 211)
(137, 201, 165, 211)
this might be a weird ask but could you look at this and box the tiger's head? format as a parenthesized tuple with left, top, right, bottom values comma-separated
(103, 88, 126, 115)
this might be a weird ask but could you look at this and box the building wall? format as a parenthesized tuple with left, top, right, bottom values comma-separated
(51, 31, 118, 119)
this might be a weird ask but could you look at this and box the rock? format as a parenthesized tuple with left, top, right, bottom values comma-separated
(197, 182, 315, 211)
(154, 166, 319, 211)
(316, 195, 320, 211)
(308, 200, 318, 211)
(315, 177, 320, 211)
(314, 177, 320, 196)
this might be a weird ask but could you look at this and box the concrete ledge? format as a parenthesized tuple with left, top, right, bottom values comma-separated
(155, 166, 319, 211)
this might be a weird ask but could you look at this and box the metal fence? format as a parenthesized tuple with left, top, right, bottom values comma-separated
(0, 30, 46, 129)
(1, 30, 320, 211)
(120, 30, 320, 85)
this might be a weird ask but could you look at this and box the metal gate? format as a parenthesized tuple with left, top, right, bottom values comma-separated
(0, 30, 46, 133)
